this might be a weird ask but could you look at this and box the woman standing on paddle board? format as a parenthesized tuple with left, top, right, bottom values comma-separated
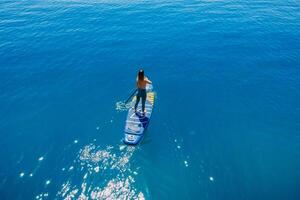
(134, 69, 152, 115)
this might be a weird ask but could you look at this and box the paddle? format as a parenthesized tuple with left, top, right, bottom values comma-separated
(125, 88, 137, 104)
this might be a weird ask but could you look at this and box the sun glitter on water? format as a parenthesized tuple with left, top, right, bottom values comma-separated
(55, 143, 145, 200)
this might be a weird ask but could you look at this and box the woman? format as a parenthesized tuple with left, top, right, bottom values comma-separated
(134, 69, 152, 114)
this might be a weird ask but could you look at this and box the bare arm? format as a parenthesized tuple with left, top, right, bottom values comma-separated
(145, 77, 152, 84)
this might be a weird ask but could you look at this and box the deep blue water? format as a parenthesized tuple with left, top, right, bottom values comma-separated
(1, 0, 300, 199)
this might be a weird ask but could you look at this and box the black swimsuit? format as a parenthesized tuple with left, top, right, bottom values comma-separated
(134, 88, 146, 112)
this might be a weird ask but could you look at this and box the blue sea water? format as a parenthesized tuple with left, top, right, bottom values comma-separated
(1, 0, 300, 199)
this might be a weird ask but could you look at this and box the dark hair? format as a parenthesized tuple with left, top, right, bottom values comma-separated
(138, 69, 144, 81)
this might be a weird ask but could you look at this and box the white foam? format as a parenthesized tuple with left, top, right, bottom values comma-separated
(115, 101, 132, 111)
(209, 176, 214, 181)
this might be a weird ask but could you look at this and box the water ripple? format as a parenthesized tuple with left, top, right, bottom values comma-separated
(56, 144, 144, 200)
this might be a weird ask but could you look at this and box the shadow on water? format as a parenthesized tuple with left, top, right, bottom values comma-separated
(140, 137, 152, 146)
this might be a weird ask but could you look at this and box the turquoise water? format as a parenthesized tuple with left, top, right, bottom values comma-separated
(1, 0, 300, 199)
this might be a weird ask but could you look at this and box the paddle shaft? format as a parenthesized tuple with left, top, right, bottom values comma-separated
(125, 88, 137, 104)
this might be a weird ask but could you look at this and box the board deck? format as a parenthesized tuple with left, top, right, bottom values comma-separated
(123, 85, 154, 145)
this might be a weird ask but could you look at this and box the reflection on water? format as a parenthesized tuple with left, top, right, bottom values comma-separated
(56, 144, 144, 200)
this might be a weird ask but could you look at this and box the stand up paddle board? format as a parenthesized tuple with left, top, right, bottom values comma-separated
(123, 84, 155, 145)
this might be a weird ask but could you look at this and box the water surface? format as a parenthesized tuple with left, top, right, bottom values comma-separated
(0, 0, 300, 199)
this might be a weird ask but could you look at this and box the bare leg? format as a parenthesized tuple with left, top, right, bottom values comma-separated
(142, 93, 146, 115)
(134, 96, 140, 112)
